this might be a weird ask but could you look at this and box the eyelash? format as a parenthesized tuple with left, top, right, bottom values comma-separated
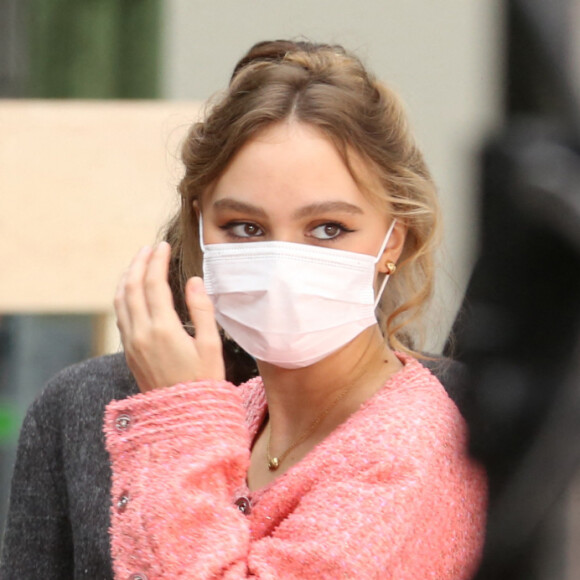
(219, 222, 265, 240)
(219, 221, 356, 242)
(309, 222, 355, 242)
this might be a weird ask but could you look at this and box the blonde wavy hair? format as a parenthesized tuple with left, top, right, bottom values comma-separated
(164, 40, 441, 356)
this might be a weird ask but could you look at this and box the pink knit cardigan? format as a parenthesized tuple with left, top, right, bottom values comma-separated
(104, 354, 487, 579)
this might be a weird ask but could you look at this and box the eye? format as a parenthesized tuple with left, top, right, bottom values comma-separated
(221, 221, 265, 239)
(310, 222, 354, 241)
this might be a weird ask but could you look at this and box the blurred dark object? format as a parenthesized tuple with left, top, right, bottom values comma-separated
(1, 0, 162, 99)
(449, 0, 580, 578)
(457, 123, 580, 580)
(0, 0, 27, 97)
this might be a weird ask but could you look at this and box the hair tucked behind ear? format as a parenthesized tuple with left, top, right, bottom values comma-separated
(164, 39, 441, 357)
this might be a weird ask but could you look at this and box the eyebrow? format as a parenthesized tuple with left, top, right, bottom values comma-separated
(213, 198, 363, 219)
(212, 198, 268, 217)
(292, 201, 364, 219)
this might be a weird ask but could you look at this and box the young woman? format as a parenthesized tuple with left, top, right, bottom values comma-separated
(105, 40, 487, 579)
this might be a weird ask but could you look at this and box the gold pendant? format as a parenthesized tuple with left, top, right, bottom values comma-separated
(268, 457, 280, 471)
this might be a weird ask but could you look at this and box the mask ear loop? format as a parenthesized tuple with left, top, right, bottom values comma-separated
(373, 219, 397, 309)
(199, 213, 206, 252)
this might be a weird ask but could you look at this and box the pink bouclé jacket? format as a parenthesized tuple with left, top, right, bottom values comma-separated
(104, 354, 487, 579)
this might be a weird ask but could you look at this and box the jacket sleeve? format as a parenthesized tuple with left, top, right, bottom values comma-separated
(0, 401, 74, 579)
(104, 380, 487, 580)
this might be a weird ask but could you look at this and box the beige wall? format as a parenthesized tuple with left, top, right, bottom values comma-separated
(0, 101, 201, 310)
(161, 0, 504, 350)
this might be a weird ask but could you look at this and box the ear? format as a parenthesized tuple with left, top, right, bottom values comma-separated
(377, 221, 407, 274)
(192, 199, 200, 219)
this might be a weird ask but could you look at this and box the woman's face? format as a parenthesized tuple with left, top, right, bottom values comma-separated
(201, 122, 405, 267)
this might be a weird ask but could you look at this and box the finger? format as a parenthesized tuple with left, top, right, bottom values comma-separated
(143, 242, 179, 322)
(186, 277, 222, 352)
(122, 245, 153, 330)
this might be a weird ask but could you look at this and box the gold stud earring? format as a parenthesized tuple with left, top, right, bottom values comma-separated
(385, 261, 397, 275)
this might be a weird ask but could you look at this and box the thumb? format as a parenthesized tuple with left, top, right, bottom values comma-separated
(185, 277, 224, 371)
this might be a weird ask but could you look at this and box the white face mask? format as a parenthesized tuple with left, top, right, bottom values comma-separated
(200, 218, 396, 369)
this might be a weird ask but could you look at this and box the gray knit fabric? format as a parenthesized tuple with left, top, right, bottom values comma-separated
(0, 353, 137, 580)
(0, 352, 466, 579)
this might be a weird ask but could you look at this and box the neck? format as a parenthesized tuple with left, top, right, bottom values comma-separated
(257, 326, 402, 450)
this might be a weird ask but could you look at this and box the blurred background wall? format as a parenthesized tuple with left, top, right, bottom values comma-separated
(0, 0, 502, 542)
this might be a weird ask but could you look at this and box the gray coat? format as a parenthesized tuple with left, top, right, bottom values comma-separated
(0, 352, 466, 579)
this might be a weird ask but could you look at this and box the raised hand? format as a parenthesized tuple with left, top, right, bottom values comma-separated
(115, 242, 225, 393)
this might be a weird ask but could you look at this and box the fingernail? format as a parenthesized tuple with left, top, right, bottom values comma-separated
(190, 276, 204, 293)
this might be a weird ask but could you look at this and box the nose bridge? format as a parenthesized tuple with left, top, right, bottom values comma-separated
(267, 222, 302, 244)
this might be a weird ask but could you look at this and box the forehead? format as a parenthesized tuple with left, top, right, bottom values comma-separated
(207, 122, 384, 213)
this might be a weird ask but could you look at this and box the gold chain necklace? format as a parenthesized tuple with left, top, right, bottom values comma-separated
(266, 380, 358, 471)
